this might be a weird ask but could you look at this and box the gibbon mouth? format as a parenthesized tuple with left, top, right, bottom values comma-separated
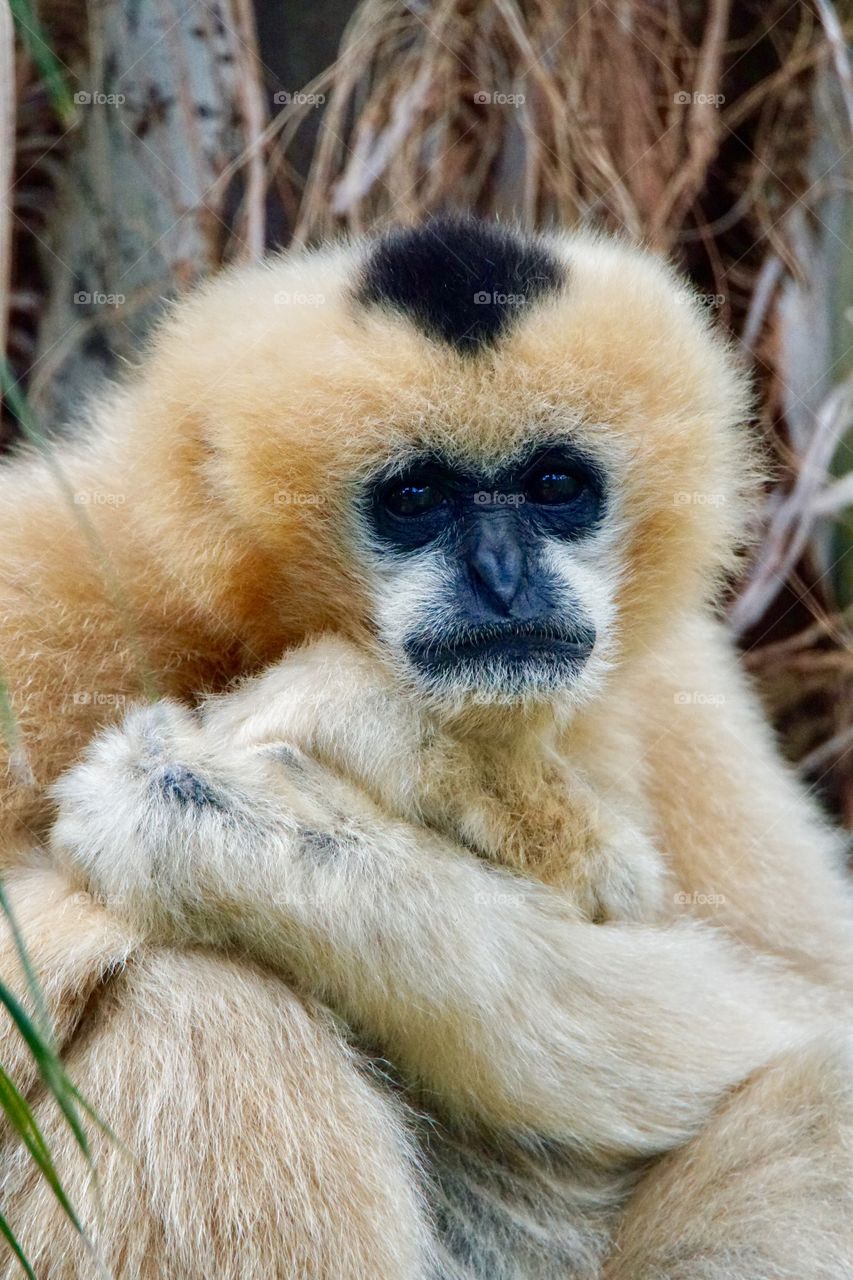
(406, 623, 596, 671)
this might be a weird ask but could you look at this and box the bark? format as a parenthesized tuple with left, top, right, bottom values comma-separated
(30, 0, 265, 427)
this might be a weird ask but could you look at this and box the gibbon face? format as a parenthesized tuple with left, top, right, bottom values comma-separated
(360, 439, 609, 705)
(132, 216, 755, 712)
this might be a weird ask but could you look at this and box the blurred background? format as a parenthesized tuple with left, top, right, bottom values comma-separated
(3, 0, 853, 825)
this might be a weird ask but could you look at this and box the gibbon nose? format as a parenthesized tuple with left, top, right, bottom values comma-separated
(468, 516, 526, 614)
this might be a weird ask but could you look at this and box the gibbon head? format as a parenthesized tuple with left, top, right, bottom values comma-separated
(134, 217, 755, 714)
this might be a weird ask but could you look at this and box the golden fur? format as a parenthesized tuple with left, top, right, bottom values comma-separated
(1, 224, 852, 1277)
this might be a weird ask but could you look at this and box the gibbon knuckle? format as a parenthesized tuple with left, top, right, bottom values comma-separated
(153, 761, 223, 810)
(296, 826, 344, 862)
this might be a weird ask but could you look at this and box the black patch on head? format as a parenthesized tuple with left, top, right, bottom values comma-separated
(354, 216, 565, 354)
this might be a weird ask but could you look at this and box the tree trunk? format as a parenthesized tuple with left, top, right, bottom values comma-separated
(30, 0, 265, 427)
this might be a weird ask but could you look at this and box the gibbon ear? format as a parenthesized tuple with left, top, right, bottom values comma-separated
(354, 215, 566, 354)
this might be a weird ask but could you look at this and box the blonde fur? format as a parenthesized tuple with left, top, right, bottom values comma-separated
(1, 223, 852, 1277)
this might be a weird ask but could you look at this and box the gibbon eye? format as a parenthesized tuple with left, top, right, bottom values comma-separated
(383, 478, 446, 517)
(525, 467, 585, 505)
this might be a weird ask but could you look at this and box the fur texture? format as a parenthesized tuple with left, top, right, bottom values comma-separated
(1, 219, 853, 1277)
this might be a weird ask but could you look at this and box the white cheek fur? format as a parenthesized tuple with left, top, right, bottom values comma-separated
(371, 547, 458, 653)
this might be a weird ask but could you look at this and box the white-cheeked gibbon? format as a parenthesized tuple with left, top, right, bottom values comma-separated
(1, 218, 852, 1279)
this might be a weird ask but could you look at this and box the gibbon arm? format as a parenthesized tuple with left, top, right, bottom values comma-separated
(50, 700, 813, 1167)
(640, 616, 853, 989)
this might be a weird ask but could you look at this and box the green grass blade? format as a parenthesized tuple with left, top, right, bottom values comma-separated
(0, 979, 90, 1164)
(0, 676, 19, 757)
(0, 885, 52, 1043)
(63, 1082, 119, 1146)
(9, 0, 75, 125)
(0, 670, 33, 789)
(0, 1066, 83, 1233)
(0, 1212, 36, 1280)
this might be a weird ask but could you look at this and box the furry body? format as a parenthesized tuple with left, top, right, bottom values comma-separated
(1, 220, 852, 1276)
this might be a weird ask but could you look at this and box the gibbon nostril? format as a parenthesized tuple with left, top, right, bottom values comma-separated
(468, 519, 526, 614)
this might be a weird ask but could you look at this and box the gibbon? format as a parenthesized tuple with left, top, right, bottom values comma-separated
(1, 217, 853, 1279)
